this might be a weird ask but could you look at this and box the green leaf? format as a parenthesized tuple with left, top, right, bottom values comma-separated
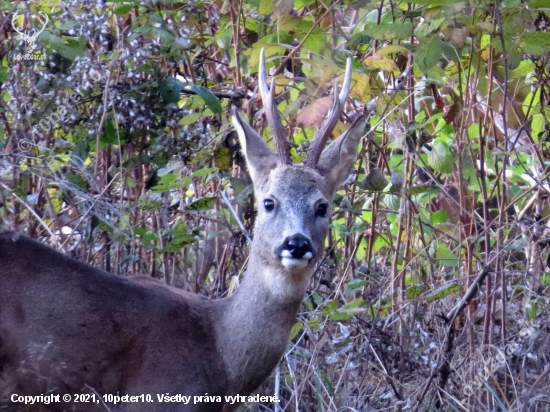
(101, 119, 120, 147)
(304, 29, 327, 53)
(179, 112, 201, 125)
(160, 77, 184, 104)
(522, 32, 550, 55)
(151, 168, 216, 192)
(406, 285, 425, 299)
(427, 284, 462, 302)
(508, 60, 535, 79)
(428, 141, 452, 174)
(289, 322, 304, 340)
(365, 23, 413, 40)
(164, 225, 197, 252)
(57, 20, 78, 30)
(66, 170, 89, 191)
(347, 279, 367, 289)
(531, 0, 550, 7)
(414, 17, 445, 39)
(114, 4, 134, 14)
(138, 191, 163, 211)
(438, 243, 460, 267)
(330, 307, 366, 321)
(0, 67, 9, 82)
(214, 145, 231, 171)
(158, 160, 183, 176)
(153, 28, 174, 44)
(259, 0, 273, 15)
(186, 196, 217, 212)
(151, 174, 190, 192)
(407, 184, 438, 196)
(383, 193, 401, 210)
(190, 85, 222, 114)
(41, 32, 86, 61)
(322, 300, 338, 315)
(192, 167, 218, 177)
(215, 28, 232, 49)
(329, 309, 365, 321)
(432, 209, 449, 224)
(416, 37, 443, 73)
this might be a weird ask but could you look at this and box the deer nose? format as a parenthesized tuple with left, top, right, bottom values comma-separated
(283, 235, 314, 260)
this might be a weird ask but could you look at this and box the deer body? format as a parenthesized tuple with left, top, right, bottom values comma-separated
(0, 232, 299, 411)
(0, 49, 365, 411)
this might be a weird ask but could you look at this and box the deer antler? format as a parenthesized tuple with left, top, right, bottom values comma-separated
(28, 12, 49, 43)
(258, 48, 291, 166)
(304, 56, 353, 169)
(11, 11, 48, 43)
(11, 11, 26, 38)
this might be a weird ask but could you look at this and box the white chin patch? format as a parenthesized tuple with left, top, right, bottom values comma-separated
(281, 257, 309, 270)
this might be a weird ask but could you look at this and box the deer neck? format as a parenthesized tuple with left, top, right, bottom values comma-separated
(215, 253, 311, 395)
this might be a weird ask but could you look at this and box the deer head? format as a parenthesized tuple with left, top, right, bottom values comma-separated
(232, 49, 366, 284)
(11, 11, 48, 53)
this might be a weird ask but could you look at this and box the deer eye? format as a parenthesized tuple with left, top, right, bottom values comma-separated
(316, 203, 329, 218)
(264, 199, 275, 212)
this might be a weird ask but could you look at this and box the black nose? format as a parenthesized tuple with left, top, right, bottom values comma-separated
(282, 234, 314, 259)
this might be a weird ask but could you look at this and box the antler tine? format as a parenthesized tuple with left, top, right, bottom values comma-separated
(32, 13, 49, 41)
(304, 56, 353, 169)
(11, 11, 24, 36)
(258, 48, 291, 166)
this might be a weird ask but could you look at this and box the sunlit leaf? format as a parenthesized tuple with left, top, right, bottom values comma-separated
(114, 5, 133, 14)
(375, 45, 410, 56)
(406, 285, 424, 299)
(364, 55, 397, 72)
(179, 112, 202, 126)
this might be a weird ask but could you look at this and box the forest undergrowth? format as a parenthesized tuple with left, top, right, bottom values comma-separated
(1, 0, 550, 410)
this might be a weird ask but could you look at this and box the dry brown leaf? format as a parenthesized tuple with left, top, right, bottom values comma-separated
(296, 96, 333, 127)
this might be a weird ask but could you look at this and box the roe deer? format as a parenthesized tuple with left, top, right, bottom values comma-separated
(0, 49, 366, 412)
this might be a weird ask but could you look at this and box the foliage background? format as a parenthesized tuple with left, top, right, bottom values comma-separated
(1, 0, 550, 410)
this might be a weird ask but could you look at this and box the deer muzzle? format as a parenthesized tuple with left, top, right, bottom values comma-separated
(276, 234, 315, 270)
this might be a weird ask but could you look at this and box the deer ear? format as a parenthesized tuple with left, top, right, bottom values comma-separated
(232, 108, 277, 185)
(316, 115, 366, 195)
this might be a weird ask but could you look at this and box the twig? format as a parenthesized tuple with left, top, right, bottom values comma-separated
(271, 1, 341, 77)
(0, 182, 59, 247)
(415, 265, 493, 411)
(0, 0, 23, 38)
(445, 266, 492, 324)
(220, 190, 252, 245)
(181, 86, 248, 100)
